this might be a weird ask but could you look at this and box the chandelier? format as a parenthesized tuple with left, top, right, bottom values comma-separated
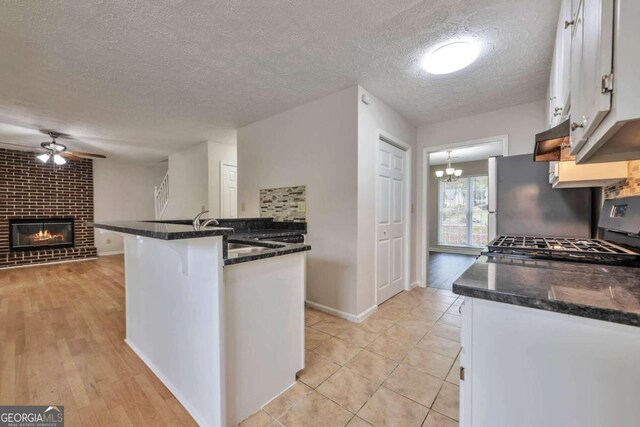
(435, 150, 462, 182)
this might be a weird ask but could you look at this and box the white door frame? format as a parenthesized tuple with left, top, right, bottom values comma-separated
(375, 129, 412, 307)
(419, 135, 508, 288)
(220, 161, 238, 217)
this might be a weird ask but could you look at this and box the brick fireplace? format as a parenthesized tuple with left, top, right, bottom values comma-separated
(0, 148, 97, 268)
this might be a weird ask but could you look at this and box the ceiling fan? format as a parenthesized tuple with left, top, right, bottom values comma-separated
(1, 131, 106, 165)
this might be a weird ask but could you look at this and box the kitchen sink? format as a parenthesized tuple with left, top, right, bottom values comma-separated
(227, 242, 271, 254)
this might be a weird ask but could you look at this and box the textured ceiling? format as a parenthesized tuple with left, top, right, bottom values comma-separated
(0, 0, 559, 161)
(429, 140, 504, 165)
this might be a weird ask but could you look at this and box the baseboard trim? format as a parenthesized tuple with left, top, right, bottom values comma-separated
(125, 339, 212, 427)
(0, 257, 98, 270)
(97, 250, 124, 257)
(305, 300, 378, 323)
(429, 246, 481, 256)
(355, 304, 378, 323)
(409, 281, 424, 289)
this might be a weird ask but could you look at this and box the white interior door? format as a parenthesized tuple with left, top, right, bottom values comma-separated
(221, 162, 238, 218)
(377, 140, 407, 304)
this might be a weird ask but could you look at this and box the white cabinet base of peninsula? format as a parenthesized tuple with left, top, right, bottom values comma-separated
(120, 232, 305, 427)
(224, 253, 305, 426)
(459, 298, 640, 427)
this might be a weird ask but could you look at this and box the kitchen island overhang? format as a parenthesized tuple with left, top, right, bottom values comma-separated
(92, 221, 310, 427)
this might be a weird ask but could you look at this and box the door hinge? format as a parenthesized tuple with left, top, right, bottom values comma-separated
(601, 74, 614, 94)
(460, 366, 465, 381)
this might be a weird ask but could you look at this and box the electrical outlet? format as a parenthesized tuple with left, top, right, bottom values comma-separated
(298, 202, 306, 212)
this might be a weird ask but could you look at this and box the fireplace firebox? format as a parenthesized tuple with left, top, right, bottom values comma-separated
(9, 218, 74, 252)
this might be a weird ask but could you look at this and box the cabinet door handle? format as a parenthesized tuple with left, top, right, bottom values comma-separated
(570, 121, 584, 131)
(554, 107, 563, 112)
(564, 20, 575, 29)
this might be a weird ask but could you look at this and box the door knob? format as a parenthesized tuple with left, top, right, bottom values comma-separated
(570, 121, 584, 131)
(564, 20, 575, 29)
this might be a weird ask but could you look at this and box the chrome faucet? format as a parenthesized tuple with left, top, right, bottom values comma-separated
(202, 217, 220, 227)
(192, 210, 219, 230)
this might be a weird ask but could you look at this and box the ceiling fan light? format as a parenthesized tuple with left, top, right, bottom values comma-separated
(454, 169, 462, 177)
(435, 170, 444, 178)
(53, 154, 67, 165)
(37, 153, 51, 163)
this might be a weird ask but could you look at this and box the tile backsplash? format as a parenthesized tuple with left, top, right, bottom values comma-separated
(260, 185, 306, 222)
(604, 160, 640, 199)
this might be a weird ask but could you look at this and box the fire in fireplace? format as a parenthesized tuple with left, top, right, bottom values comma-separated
(9, 218, 74, 252)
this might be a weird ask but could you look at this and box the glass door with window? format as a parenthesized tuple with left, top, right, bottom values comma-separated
(438, 176, 489, 247)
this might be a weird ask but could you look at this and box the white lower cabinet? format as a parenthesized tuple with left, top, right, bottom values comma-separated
(459, 298, 640, 427)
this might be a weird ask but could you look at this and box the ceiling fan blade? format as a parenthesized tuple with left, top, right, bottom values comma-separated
(59, 152, 84, 161)
(67, 151, 107, 159)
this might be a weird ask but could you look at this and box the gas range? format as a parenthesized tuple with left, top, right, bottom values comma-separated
(485, 235, 640, 266)
(484, 196, 640, 267)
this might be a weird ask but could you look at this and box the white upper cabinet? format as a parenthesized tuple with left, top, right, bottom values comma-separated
(569, 0, 614, 151)
(564, 0, 640, 163)
(548, 0, 640, 163)
(547, 0, 573, 128)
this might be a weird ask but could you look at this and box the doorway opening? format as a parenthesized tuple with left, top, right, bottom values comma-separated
(420, 136, 508, 289)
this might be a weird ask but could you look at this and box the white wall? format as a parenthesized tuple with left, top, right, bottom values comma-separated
(163, 142, 209, 219)
(207, 140, 237, 217)
(238, 86, 359, 315)
(417, 100, 545, 155)
(93, 159, 168, 255)
(357, 87, 417, 314)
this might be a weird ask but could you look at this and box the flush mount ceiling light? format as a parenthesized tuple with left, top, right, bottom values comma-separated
(421, 40, 480, 75)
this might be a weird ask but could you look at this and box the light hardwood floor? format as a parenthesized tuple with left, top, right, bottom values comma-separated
(0, 256, 197, 426)
(1, 256, 461, 427)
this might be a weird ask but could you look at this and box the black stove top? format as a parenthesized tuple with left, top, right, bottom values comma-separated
(485, 235, 640, 266)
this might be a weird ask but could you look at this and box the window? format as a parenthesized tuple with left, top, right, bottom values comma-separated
(438, 175, 488, 247)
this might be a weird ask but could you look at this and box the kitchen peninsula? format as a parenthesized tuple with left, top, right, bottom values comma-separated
(92, 219, 310, 427)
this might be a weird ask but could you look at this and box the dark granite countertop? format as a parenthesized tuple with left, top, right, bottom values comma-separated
(230, 229, 305, 239)
(223, 237, 311, 266)
(453, 256, 640, 327)
(91, 221, 232, 240)
(223, 225, 310, 265)
(92, 219, 310, 264)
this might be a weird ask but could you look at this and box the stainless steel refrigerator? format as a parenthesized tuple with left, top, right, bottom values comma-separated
(488, 154, 592, 239)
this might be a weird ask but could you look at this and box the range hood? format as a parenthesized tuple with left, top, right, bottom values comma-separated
(534, 119, 571, 162)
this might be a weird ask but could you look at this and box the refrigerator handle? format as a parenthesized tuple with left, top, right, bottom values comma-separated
(488, 157, 497, 213)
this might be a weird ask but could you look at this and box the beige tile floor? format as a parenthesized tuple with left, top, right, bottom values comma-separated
(239, 287, 462, 427)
